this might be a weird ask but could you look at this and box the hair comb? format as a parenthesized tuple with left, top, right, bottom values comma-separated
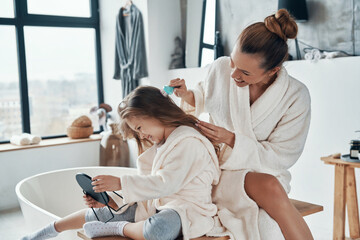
(161, 85, 180, 96)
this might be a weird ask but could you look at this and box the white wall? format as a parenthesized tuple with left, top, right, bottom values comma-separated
(285, 57, 360, 239)
(0, 141, 100, 210)
(145, 0, 182, 88)
(185, 0, 203, 68)
(169, 56, 360, 240)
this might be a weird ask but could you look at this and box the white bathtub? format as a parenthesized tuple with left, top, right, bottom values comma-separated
(16, 166, 137, 239)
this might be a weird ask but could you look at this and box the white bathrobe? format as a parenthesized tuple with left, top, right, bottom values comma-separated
(181, 57, 311, 240)
(116, 126, 221, 240)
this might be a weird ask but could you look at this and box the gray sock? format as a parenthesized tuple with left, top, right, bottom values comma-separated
(83, 221, 129, 238)
(21, 221, 59, 240)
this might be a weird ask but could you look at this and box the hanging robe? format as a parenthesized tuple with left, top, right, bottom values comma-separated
(113, 4, 148, 98)
(181, 57, 311, 239)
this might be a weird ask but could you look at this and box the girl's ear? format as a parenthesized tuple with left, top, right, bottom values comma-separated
(268, 66, 280, 77)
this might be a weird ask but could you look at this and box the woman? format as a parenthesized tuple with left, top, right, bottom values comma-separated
(169, 9, 313, 240)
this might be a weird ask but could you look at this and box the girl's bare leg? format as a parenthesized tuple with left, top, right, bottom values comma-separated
(244, 172, 313, 240)
(54, 209, 88, 232)
(123, 221, 146, 240)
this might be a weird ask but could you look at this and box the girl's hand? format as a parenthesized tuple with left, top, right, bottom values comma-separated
(197, 121, 235, 148)
(83, 194, 106, 208)
(91, 175, 122, 192)
(169, 78, 188, 98)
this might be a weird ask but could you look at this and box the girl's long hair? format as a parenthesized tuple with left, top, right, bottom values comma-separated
(118, 86, 218, 155)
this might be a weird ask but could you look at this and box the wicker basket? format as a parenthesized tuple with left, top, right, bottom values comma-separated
(71, 115, 92, 127)
(67, 126, 93, 139)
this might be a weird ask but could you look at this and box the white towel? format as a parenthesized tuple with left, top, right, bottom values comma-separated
(22, 133, 42, 144)
(10, 135, 31, 146)
(10, 133, 42, 146)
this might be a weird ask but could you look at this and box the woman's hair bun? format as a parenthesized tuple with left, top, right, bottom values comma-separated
(264, 9, 298, 41)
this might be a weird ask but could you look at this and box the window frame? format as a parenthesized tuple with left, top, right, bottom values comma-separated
(198, 0, 219, 67)
(0, 0, 104, 143)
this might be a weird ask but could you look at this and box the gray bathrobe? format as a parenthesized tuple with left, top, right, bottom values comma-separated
(113, 4, 148, 98)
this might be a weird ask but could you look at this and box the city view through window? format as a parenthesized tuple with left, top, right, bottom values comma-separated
(0, 25, 100, 141)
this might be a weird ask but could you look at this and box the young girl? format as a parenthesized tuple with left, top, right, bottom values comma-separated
(22, 86, 220, 240)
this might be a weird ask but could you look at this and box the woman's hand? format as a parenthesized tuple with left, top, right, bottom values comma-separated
(83, 194, 106, 208)
(169, 78, 195, 107)
(91, 175, 122, 192)
(197, 121, 235, 148)
(169, 78, 188, 98)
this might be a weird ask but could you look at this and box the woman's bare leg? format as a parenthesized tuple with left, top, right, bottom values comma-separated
(54, 209, 88, 232)
(244, 172, 313, 240)
(123, 221, 145, 240)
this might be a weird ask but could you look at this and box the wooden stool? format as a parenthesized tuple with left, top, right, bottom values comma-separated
(77, 199, 323, 240)
(321, 156, 360, 240)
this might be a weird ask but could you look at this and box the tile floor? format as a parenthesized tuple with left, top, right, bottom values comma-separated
(0, 207, 28, 240)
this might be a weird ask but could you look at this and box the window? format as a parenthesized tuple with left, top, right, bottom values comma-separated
(0, 0, 103, 143)
(0, 1, 15, 18)
(27, 0, 91, 17)
(199, 0, 217, 67)
(0, 26, 21, 140)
